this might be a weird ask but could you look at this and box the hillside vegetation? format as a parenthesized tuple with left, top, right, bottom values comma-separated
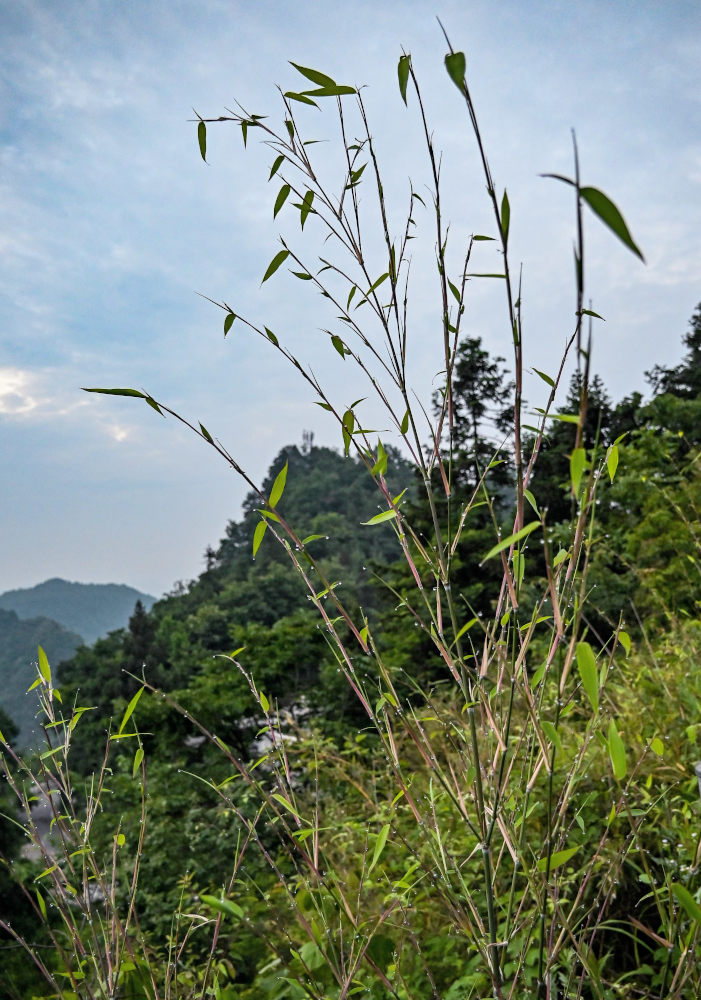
(1, 47, 701, 1000)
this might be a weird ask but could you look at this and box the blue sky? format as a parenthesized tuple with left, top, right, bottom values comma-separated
(1, 0, 700, 597)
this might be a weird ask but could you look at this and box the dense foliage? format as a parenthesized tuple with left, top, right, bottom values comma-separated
(2, 43, 701, 1000)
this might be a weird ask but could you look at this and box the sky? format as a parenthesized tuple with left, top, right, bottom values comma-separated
(1, 0, 700, 599)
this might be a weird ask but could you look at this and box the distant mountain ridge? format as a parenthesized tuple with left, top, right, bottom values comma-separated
(0, 578, 156, 645)
(0, 608, 83, 748)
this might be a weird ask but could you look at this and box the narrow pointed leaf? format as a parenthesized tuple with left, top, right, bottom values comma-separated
(671, 883, 701, 927)
(501, 190, 510, 245)
(197, 120, 206, 162)
(371, 440, 388, 477)
(300, 189, 315, 228)
(274, 184, 291, 218)
(262, 250, 290, 283)
(38, 646, 51, 684)
(290, 62, 337, 88)
(199, 423, 214, 444)
(200, 894, 244, 920)
(283, 91, 319, 107)
(576, 641, 599, 714)
(570, 447, 586, 496)
(368, 823, 390, 873)
(537, 844, 580, 872)
(483, 521, 541, 561)
(224, 312, 235, 336)
(361, 508, 398, 526)
(132, 746, 144, 778)
(269, 460, 288, 508)
(118, 687, 144, 735)
(252, 520, 268, 557)
(269, 154, 285, 180)
(608, 719, 627, 780)
(398, 55, 411, 104)
(83, 387, 146, 398)
(580, 186, 645, 262)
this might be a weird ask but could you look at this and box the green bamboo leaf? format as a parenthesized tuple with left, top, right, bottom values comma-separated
(197, 120, 206, 162)
(300, 189, 315, 228)
(302, 85, 356, 97)
(264, 327, 279, 346)
(576, 641, 599, 714)
(501, 189, 510, 245)
(533, 368, 555, 387)
(400, 409, 409, 434)
(83, 387, 146, 398)
(542, 721, 563, 755)
(608, 719, 627, 780)
(570, 447, 587, 496)
(262, 250, 290, 283)
(199, 423, 214, 444)
(118, 687, 144, 735)
(260, 692, 270, 713)
(361, 508, 398, 526)
(366, 271, 389, 296)
(371, 440, 388, 477)
(671, 883, 701, 927)
(537, 844, 580, 872)
(650, 736, 664, 757)
(472, 234, 495, 241)
(454, 617, 477, 643)
(398, 54, 411, 105)
(283, 91, 319, 107)
(483, 521, 541, 562)
(274, 184, 291, 218)
(290, 62, 337, 88)
(444, 51, 466, 90)
(606, 444, 619, 482)
(269, 154, 285, 180)
(580, 186, 645, 262)
(36, 889, 47, 919)
(37, 646, 51, 684)
(579, 308, 605, 320)
(224, 312, 235, 336)
(618, 630, 631, 656)
(252, 520, 268, 557)
(200, 894, 244, 920)
(368, 823, 390, 873)
(331, 335, 347, 358)
(271, 792, 301, 819)
(269, 460, 288, 508)
(132, 746, 144, 779)
(347, 285, 357, 309)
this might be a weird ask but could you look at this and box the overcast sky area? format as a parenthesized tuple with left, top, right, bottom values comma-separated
(1, 0, 700, 598)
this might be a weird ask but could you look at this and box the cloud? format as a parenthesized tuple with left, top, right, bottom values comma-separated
(0, 367, 39, 415)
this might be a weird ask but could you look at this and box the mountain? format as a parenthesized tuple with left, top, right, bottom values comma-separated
(0, 608, 83, 747)
(0, 578, 156, 645)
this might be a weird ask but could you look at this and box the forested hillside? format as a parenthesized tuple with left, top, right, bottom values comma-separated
(1, 39, 700, 995)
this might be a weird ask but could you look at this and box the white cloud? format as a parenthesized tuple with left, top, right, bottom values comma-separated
(0, 367, 38, 414)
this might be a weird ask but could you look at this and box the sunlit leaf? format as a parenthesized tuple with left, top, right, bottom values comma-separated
(132, 746, 144, 779)
(606, 443, 619, 482)
(570, 447, 587, 496)
(537, 844, 580, 872)
(252, 520, 267, 557)
(576, 642, 599, 714)
(371, 440, 388, 477)
(482, 521, 541, 561)
(368, 823, 390, 873)
(608, 719, 627, 780)
(38, 646, 51, 684)
(618, 630, 631, 656)
(200, 894, 244, 920)
(361, 509, 397, 526)
(118, 687, 144, 735)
